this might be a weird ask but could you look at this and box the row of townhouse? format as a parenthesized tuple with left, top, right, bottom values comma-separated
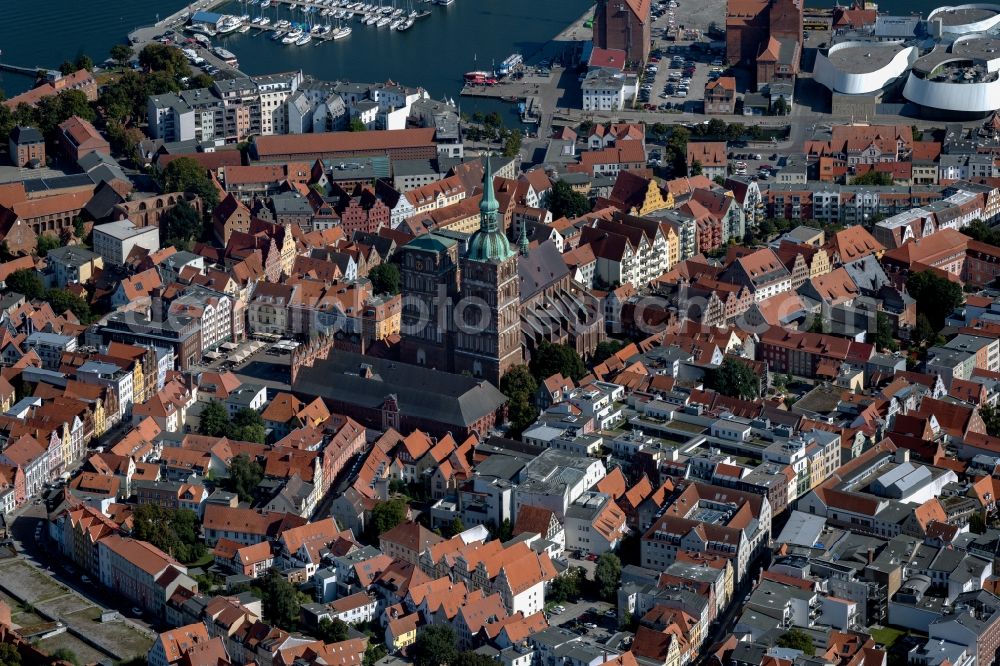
(762, 183, 947, 224)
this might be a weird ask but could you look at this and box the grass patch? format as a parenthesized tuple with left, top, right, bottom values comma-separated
(870, 626, 906, 648)
(185, 551, 216, 568)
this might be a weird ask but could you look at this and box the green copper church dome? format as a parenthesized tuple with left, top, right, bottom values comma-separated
(466, 155, 515, 263)
(467, 229, 514, 263)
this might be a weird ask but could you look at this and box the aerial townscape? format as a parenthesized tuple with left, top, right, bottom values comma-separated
(5, 0, 1000, 665)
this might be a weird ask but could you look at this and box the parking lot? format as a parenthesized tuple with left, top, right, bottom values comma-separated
(548, 599, 619, 632)
(632, 0, 732, 111)
(638, 46, 726, 112)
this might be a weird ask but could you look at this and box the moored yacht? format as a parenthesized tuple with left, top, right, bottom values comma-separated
(281, 27, 303, 42)
(295, 32, 312, 44)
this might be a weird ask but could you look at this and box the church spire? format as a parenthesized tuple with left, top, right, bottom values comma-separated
(480, 154, 500, 233)
(518, 219, 529, 256)
(465, 153, 514, 263)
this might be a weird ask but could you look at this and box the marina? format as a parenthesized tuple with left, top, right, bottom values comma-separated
(178, 0, 432, 45)
(2, 0, 586, 123)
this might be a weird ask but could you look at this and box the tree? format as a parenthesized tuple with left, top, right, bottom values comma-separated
(484, 112, 503, 129)
(199, 400, 231, 437)
(46, 288, 92, 322)
(36, 235, 61, 257)
(0, 642, 21, 666)
(412, 625, 458, 666)
(689, 159, 703, 176)
(906, 270, 964, 330)
(547, 180, 590, 219)
(549, 567, 583, 602)
(593, 340, 624, 365)
(808, 315, 827, 335)
(4, 269, 45, 299)
(132, 504, 205, 563)
(73, 217, 87, 240)
(348, 117, 367, 132)
(500, 365, 538, 435)
(455, 653, 501, 666)
(448, 517, 465, 537)
(161, 200, 204, 250)
(161, 158, 219, 211)
(962, 220, 1000, 247)
(595, 552, 621, 601)
(110, 43, 134, 69)
(370, 498, 408, 538)
(188, 73, 216, 90)
(260, 568, 301, 629)
(705, 118, 727, 138)
(772, 96, 789, 116)
(913, 313, 936, 347)
(363, 644, 387, 666)
(982, 404, 1000, 437)
(666, 126, 690, 174)
(317, 617, 350, 643)
(497, 517, 513, 542)
(99, 70, 150, 124)
(139, 43, 191, 79)
(706, 357, 759, 400)
(912, 125, 924, 141)
(0, 103, 14, 146)
(502, 129, 522, 157)
(368, 262, 401, 295)
(971, 512, 987, 535)
(529, 341, 586, 382)
(230, 407, 266, 444)
(851, 170, 893, 186)
(75, 54, 94, 72)
(873, 311, 898, 352)
(59, 61, 77, 76)
(225, 453, 264, 503)
(776, 628, 815, 656)
(35, 89, 95, 138)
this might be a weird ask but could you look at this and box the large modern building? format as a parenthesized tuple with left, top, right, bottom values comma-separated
(816, 4, 1000, 118)
(148, 71, 304, 143)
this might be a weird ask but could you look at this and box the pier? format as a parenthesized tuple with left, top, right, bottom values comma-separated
(0, 63, 57, 78)
(130, 0, 432, 46)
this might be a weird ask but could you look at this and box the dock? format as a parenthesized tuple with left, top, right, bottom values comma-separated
(0, 63, 56, 77)
(131, 0, 432, 46)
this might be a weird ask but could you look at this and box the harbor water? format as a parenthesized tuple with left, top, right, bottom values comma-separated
(0, 0, 587, 122)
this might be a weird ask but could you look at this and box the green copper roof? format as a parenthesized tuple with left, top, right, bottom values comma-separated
(407, 232, 456, 252)
(466, 155, 514, 263)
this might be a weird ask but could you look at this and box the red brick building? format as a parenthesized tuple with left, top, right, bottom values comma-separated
(8, 126, 45, 168)
(58, 116, 110, 162)
(726, 0, 803, 86)
(757, 325, 873, 377)
(594, 0, 651, 64)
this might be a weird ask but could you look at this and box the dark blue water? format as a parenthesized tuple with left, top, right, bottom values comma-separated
(0, 0, 588, 123)
(0, 0, 191, 96)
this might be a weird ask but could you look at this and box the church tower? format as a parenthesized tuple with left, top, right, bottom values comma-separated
(454, 156, 523, 385)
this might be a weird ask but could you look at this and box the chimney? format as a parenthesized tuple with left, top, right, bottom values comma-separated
(867, 547, 874, 564)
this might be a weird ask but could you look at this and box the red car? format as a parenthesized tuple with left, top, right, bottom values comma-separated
(587, 553, 599, 561)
